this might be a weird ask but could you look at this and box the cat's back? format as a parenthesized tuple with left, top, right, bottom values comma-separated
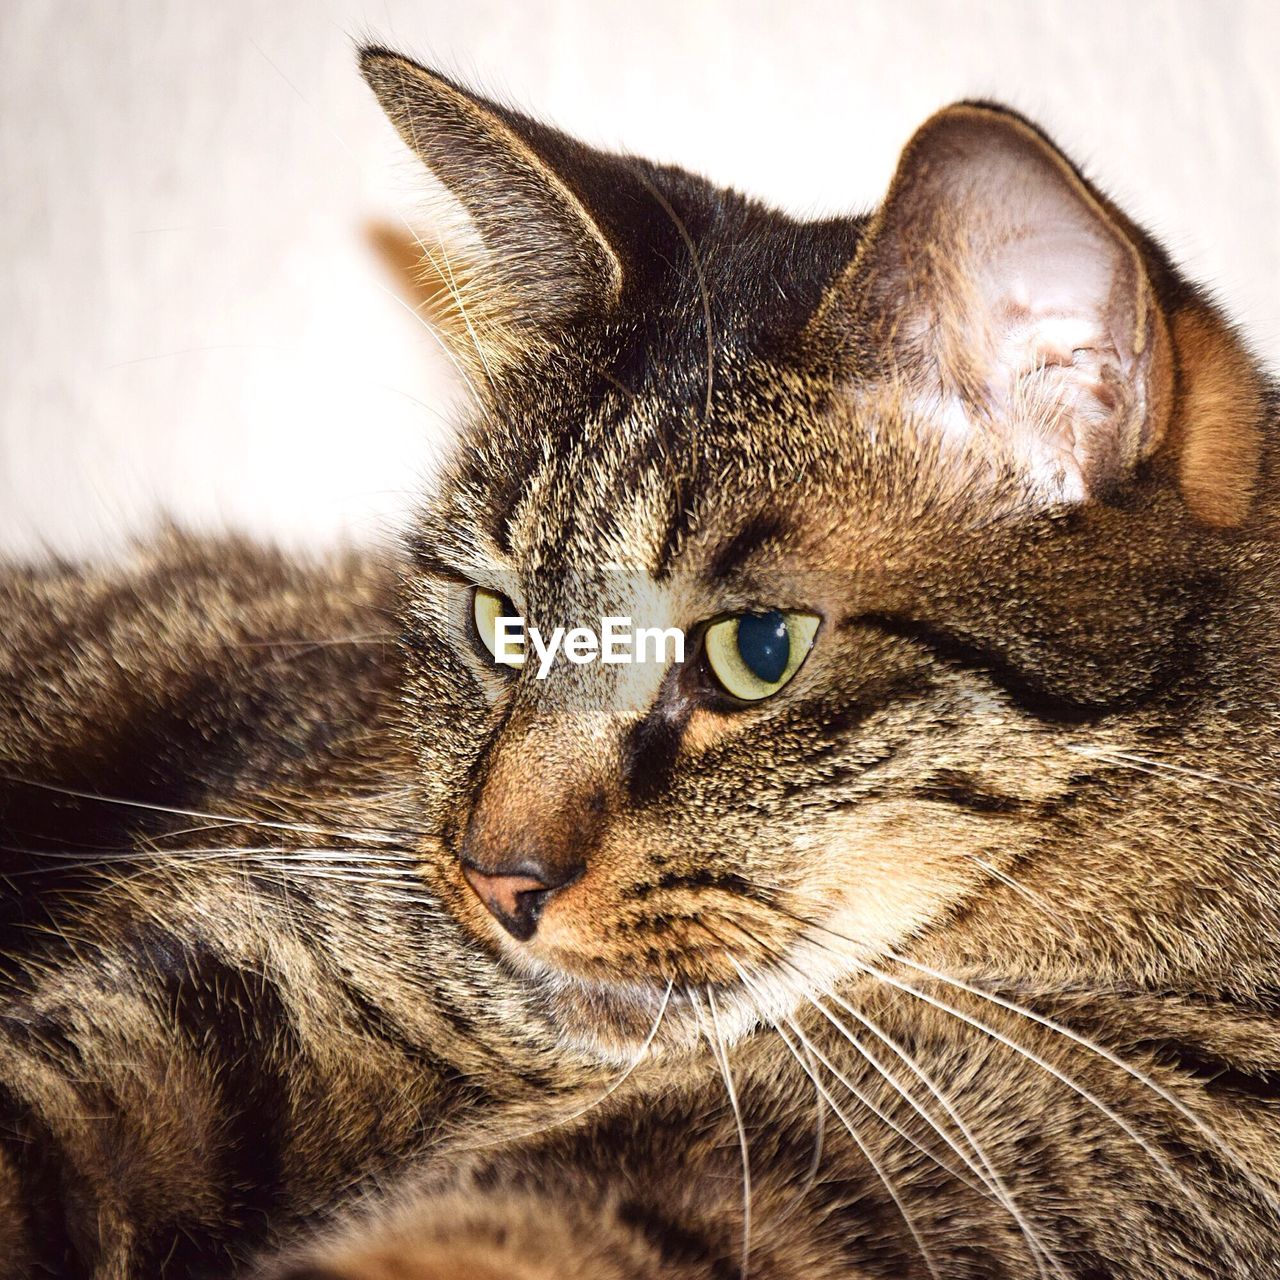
(0, 534, 404, 893)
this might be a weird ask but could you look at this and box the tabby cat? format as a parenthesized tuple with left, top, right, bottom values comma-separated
(1, 43, 1278, 1280)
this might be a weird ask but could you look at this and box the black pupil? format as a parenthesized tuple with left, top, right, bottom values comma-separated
(736, 611, 789, 684)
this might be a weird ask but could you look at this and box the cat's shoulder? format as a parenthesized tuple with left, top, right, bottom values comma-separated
(0, 530, 404, 783)
(1, 529, 398, 649)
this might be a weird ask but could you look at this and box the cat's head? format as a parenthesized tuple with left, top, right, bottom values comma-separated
(362, 49, 1273, 1060)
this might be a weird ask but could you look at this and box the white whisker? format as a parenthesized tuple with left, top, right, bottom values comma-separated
(729, 956, 989, 1200)
(0, 775, 407, 846)
(819, 989, 1064, 1280)
(761, 901, 1252, 1253)
(961, 850, 1069, 931)
(770, 1034, 828, 1229)
(1067, 745, 1280, 799)
(853, 953, 1231, 1235)
(423, 237, 499, 403)
(775, 1014, 941, 1280)
(885, 948, 1280, 1216)
(778, 894, 1276, 1223)
(701, 986, 752, 1280)
(372, 273, 487, 414)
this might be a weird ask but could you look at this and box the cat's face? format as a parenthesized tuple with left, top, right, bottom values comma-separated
(364, 51, 1266, 1059)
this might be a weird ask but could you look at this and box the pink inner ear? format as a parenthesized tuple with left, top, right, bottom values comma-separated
(978, 221, 1138, 496)
(872, 108, 1156, 505)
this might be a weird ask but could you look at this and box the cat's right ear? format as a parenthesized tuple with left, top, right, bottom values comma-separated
(809, 103, 1265, 526)
(360, 48, 623, 380)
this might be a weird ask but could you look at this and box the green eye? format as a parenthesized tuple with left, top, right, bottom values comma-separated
(472, 587, 524, 668)
(703, 609, 820, 701)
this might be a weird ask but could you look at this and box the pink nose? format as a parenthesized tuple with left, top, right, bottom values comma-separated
(460, 864, 556, 941)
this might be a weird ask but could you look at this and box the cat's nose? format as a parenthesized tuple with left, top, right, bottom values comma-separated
(459, 858, 584, 941)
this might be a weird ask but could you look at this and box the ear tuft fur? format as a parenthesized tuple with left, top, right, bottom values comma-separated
(1170, 306, 1265, 527)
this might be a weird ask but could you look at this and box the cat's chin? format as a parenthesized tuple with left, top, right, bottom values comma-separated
(531, 972, 763, 1066)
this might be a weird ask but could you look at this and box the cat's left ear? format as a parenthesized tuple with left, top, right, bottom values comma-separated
(813, 103, 1263, 523)
(360, 47, 624, 380)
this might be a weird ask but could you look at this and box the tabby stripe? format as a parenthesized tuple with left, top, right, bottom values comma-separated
(623, 705, 689, 804)
(911, 778, 1027, 815)
(132, 933, 300, 1276)
(854, 613, 1187, 725)
(705, 513, 789, 580)
(615, 1198, 740, 1280)
(624, 869, 769, 904)
(653, 494, 698, 582)
(0, 1011, 84, 1072)
(0, 1081, 86, 1278)
(1133, 1038, 1280, 1105)
(328, 971, 501, 1100)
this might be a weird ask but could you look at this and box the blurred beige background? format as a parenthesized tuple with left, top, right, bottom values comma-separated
(3, 0, 1278, 559)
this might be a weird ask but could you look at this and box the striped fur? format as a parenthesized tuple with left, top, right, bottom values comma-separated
(3, 46, 1280, 1280)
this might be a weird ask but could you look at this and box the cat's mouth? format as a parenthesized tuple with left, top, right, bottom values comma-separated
(436, 839, 918, 1063)
(427, 856, 772, 1058)
(519, 964, 765, 1064)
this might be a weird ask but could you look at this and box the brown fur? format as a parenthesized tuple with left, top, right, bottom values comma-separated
(1, 46, 1278, 1280)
